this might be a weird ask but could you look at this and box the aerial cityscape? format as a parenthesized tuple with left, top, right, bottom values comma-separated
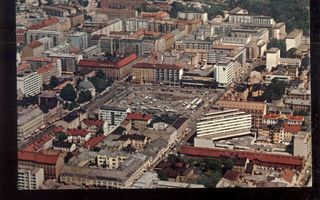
(16, 0, 311, 189)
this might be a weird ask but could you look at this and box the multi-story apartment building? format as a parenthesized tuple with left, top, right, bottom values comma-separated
(96, 8, 138, 19)
(18, 165, 44, 190)
(37, 63, 61, 84)
(101, 0, 145, 9)
(99, 106, 131, 132)
(17, 70, 42, 96)
(284, 88, 311, 113)
(81, 45, 102, 58)
(18, 151, 65, 180)
(177, 12, 208, 23)
(126, 113, 153, 130)
(77, 53, 137, 80)
(21, 41, 44, 58)
(215, 100, 267, 130)
(47, 53, 82, 73)
(132, 63, 183, 86)
(26, 30, 63, 46)
(101, 36, 145, 56)
(229, 14, 275, 26)
(38, 37, 54, 51)
(91, 19, 123, 36)
(196, 109, 252, 141)
(68, 13, 84, 28)
(17, 106, 44, 141)
(285, 29, 303, 51)
(175, 39, 212, 51)
(69, 32, 88, 50)
(43, 6, 69, 17)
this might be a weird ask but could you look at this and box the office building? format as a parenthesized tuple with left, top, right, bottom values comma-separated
(132, 63, 183, 86)
(215, 100, 267, 130)
(196, 109, 252, 141)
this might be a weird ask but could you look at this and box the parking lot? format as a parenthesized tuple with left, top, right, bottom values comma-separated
(107, 84, 223, 117)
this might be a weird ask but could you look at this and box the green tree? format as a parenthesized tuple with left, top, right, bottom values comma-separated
(57, 132, 67, 142)
(222, 159, 234, 173)
(97, 127, 104, 135)
(263, 78, 288, 102)
(49, 76, 59, 89)
(19, 0, 26, 3)
(47, 0, 54, 5)
(81, 0, 89, 7)
(301, 55, 310, 68)
(286, 48, 297, 58)
(170, 1, 187, 18)
(202, 158, 222, 173)
(88, 76, 108, 93)
(77, 90, 92, 104)
(60, 83, 77, 102)
(96, 70, 107, 80)
(267, 39, 286, 57)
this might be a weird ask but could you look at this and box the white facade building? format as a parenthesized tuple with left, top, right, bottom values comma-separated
(18, 165, 44, 190)
(99, 106, 131, 132)
(177, 12, 208, 22)
(197, 109, 252, 141)
(266, 47, 280, 71)
(17, 71, 42, 96)
(214, 59, 235, 88)
(285, 29, 303, 51)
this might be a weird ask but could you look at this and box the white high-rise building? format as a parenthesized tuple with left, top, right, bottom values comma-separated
(99, 106, 131, 133)
(18, 165, 44, 190)
(17, 71, 42, 96)
(196, 109, 252, 141)
(214, 59, 235, 88)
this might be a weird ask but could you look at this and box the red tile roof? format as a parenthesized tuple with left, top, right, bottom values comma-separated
(287, 115, 304, 121)
(179, 146, 303, 168)
(70, 46, 80, 54)
(78, 54, 137, 69)
(23, 57, 53, 62)
(82, 119, 104, 126)
(27, 40, 43, 49)
(223, 170, 240, 181)
(16, 29, 26, 33)
(263, 114, 281, 119)
(66, 129, 89, 137)
(54, 126, 65, 133)
(82, 135, 106, 149)
(280, 169, 295, 183)
(133, 62, 183, 70)
(22, 133, 54, 152)
(127, 113, 152, 121)
(283, 123, 302, 133)
(42, 18, 60, 26)
(18, 151, 60, 165)
(37, 63, 54, 74)
(29, 18, 60, 30)
(17, 63, 31, 72)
